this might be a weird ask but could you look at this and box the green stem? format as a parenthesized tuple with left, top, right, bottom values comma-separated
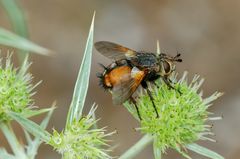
(0, 123, 27, 159)
(119, 135, 153, 159)
(153, 139, 162, 159)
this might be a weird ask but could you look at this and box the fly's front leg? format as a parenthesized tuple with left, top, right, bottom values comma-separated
(163, 76, 182, 95)
(162, 76, 174, 89)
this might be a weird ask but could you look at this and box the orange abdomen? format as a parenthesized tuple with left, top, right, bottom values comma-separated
(104, 66, 131, 88)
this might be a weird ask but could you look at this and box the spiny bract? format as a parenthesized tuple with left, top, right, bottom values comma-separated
(0, 55, 36, 122)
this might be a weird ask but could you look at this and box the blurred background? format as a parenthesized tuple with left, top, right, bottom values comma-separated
(0, 0, 240, 158)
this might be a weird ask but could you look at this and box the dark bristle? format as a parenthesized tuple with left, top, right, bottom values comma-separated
(161, 53, 167, 56)
(97, 71, 110, 91)
(138, 50, 146, 53)
(98, 63, 107, 70)
(98, 82, 103, 87)
(96, 72, 103, 78)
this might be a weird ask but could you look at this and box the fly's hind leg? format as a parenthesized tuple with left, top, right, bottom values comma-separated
(141, 81, 159, 118)
(130, 97, 142, 120)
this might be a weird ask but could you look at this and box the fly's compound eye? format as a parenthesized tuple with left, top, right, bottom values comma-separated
(162, 61, 171, 74)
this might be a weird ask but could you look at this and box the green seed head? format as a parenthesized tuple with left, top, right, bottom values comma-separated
(0, 55, 35, 122)
(49, 106, 113, 159)
(124, 72, 223, 157)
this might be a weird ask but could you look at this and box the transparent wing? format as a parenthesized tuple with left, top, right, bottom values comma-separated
(95, 41, 137, 61)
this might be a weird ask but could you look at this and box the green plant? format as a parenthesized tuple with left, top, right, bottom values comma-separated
(0, 0, 50, 60)
(0, 10, 115, 159)
(48, 12, 114, 159)
(0, 54, 55, 158)
(120, 42, 224, 159)
(122, 72, 223, 159)
(0, 0, 114, 158)
(0, 1, 225, 159)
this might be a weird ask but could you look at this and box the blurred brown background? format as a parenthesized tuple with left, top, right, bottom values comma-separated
(1, 0, 240, 158)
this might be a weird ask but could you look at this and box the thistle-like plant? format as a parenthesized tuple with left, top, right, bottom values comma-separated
(119, 41, 224, 159)
(0, 0, 226, 158)
(0, 2, 55, 158)
(10, 12, 114, 159)
(0, 54, 55, 159)
(0, 54, 53, 124)
(0, 54, 34, 122)
(48, 12, 114, 159)
(123, 72, 223, 159)
(49, 105, 113, 159)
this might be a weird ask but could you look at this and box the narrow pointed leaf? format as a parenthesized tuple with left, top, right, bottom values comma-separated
(186, 143, 224, 159)
(1, 0, 28, 37)
(8, 111, 51, 142)
(67, 12, 95, 124)
(1, 0, 29, 61)
(0, 28, 50, 55)
(39, 105, 55, 129)
(18, 54, 30, 78)
(27, 105, 55, 158)
(0, 148, 16, 159)
(23, 129, 32, 146)
(0, 124, 24, 157)
(21, 107, 54, 119)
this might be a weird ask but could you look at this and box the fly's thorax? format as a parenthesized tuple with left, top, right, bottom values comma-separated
(132, 52, 158, 68)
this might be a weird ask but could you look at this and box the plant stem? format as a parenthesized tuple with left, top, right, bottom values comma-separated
(0, 123, 27, 159)
(153, 139, 162, 159)
(119, 134, 153, 159)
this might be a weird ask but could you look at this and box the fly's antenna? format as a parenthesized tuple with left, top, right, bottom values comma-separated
(174, 50, 182, 62)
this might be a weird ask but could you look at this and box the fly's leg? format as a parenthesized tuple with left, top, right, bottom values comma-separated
(141, 81, 159, 118)
(162, 76, 175, 89)
(130, 97, 142, 120)
(152, 81, 159, 88)
(146, 88, 159, 118)
(163, 76, 182, 95)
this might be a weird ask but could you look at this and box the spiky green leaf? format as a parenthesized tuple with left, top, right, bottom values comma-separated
(1, 0, 29, 61)
(0, 148, 16, 159)
(0, 0, 28, 37)
(186, 143, 224, 159)
(8, 111, 51, 142)
(26, 104, 55, 158)
(67, 12, 95, 124)
(0, 28, 50, 55)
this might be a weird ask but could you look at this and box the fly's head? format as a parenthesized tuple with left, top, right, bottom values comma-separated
(157, 53, 182, 77)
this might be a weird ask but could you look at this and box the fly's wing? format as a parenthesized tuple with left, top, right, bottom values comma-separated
(94, 41, 137, 61)
(112, 67, 146, 105)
